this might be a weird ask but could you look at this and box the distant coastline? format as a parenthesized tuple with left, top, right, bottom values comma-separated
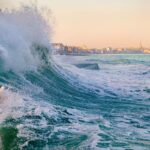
(52, 43, 150, 55)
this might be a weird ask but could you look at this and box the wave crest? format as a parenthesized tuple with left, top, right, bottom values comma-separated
(0, 5, 52, 72)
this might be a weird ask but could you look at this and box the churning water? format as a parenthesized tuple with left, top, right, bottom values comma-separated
(0, 5, 150, 150)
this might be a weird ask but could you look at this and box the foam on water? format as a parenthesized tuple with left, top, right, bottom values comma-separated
(52, 54, 150, 99)
(0, 89, 24, 123)
(0, 1, 149, 149)
(0, 75, 103, 149)
(51, 54, 150, 149)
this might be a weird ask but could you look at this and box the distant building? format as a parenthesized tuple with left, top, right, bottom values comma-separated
(52, 43, 147, 55)
(52, 43, 64, 50)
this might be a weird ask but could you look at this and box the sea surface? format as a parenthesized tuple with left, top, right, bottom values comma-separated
(0, 6, 150, 150)
(0, 54, 150, 150)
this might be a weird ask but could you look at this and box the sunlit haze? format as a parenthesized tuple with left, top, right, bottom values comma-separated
(1, 0, 150, 48)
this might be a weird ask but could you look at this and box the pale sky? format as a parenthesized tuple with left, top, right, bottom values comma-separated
(1, 0, 150, 48)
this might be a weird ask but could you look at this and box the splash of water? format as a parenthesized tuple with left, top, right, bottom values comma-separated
(0, 5, 52, 72)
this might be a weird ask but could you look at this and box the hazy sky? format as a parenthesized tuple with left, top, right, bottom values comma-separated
(1, 0, 150, 48)
(49, 0, 150, 48)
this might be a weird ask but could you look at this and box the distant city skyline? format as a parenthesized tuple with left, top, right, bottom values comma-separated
(53, 41, 149, 50)
(52, 42, 150, 55)
(1, 0, 150, 48)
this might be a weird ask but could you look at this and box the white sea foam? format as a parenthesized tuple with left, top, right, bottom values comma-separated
(0, 85, 102, 149)
(0, 89, 24, 123)
(52, 54, 150, 99)
(0, 5, 52, 72)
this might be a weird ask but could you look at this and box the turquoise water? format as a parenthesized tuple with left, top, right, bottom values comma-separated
(0, 53, 150, 150)
(0, 6, 150, 150)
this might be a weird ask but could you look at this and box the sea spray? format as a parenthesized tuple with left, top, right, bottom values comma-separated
(0, 1, 149, 150)
(0, 5, 52, 72)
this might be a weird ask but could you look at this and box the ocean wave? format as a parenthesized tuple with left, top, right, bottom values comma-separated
(0, 3, 150, 150)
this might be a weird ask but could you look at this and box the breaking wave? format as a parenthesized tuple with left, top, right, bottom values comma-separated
(0, 3, 150, 150)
